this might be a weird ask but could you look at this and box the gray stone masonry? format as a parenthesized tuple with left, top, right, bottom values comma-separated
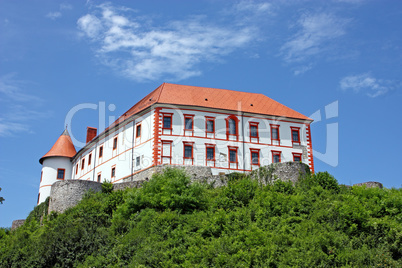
(11, 219, 25, 230)
(48, 180, 102, 214)
(353, 181, 383, 189)
(249, 162, 311, 185)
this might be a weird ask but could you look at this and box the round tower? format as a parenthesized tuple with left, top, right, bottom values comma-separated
(38, 129, 76, 205)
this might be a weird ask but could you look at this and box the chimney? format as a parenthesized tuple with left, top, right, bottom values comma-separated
(86, 127, 97, 143)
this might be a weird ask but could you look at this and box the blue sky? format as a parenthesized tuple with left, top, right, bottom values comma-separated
(1, 0, 401, 227)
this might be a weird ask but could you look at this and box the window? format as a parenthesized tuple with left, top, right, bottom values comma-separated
(136, 156, 141, 166)
(113, 136, 118, 150)
(136, 124, 141, 138)
(206, 147, 214, 160)
(76, 164, 78, 175)
(293, 153, 302, 162)
(270, 124, 280, 144)
(57, 168, 65, 180)
(205, 117, 215, 133)
(229, 147, 238, 163)
(226, 115, 239, 140)
(291, 127, 300, 144)
(249, 122, 259, 142)
(81, 158, 85, 170)
(88, 153, 92, 166)
(99, 145, 103, 158)
(97, 174, 101, 183)
(184, 143, 193, 159)
(111, 166, 116, 178)
(40, 171, 43, 183)
(250, 149, 260, 166)
(184, 115, 194, 130)
(229, 119, 236, 135)
(272, 151, 281, 163)
(163, 114, 172, 129)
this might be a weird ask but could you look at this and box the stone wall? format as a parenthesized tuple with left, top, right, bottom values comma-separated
(11, 219, 25, 230)
(48, 180, 103, 214)
(250, 161, 311, 185)
(353, 181, 383, 189)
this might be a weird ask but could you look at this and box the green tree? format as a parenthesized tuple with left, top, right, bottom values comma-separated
(0, 187, 4, 204)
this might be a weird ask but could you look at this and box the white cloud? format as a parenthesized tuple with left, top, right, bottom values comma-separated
(281, 12, 350, 63)
(340, 73, 398, 97)
(60, 3, 73, 10)
(77, 3, 256, 81)
(0, 74, 47, 137)
(234, 1, 272, 14)
(46, 11, 62, 20)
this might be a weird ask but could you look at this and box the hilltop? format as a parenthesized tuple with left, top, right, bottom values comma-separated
(0, 168, 401, 267)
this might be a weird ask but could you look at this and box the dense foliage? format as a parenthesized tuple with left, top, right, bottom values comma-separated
(0, 168, 401, 267)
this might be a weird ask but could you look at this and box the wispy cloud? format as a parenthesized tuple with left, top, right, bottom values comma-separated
(0, 74, 48, 137)
(46, 11, 62, 20)
(281, 12, 350, 64)
(77, 3, 256, 81)
(340, 73, 399, 97)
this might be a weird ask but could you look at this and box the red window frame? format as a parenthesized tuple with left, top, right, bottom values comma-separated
(205, 143, 216, 166)
(57, 168, 65, 180)
(228, 146, 239, 169)
(292, 152, 302, 162)
(162, 113, 173, 134)
(88, 153, 92, 166)
(184, 114, 195, 136)
(205, 116, 215, 135)
(291, 127, 301, 145)
(183, 141, 194, 165)
(161, 140, 173, 164)
(272, 150, 281, 163)
(76, 164, 78, 175)
(136, 123, 142, 138)
(99, 145, 103, 158)
(97, 172, 101, 183)
(250, 148, 260, 166)
(81, 158, 85, 170)
(111, 166, 116, 178)
(113, 136, 118, 150)
(270, 124, 280, 145)
(225, 115, 239, 141)
(249, 122, 259, 142)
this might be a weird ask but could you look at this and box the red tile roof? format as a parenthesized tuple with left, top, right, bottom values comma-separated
(39, 129, 77, 164)
(116, 83, 312, 124)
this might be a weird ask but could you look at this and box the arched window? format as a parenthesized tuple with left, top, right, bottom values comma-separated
(225, 115, 239, 140)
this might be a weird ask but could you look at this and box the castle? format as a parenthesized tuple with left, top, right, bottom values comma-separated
(37, 83, 314, 204)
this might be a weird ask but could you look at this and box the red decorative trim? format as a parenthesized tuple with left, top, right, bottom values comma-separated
(225, 115, 239, 141)
(270, 124, 280, 145)
(161, 140, 173, 164)
(88, 153, 92, 166)
(184, 114, 195, 136)
(292, 152, 302, 162)
(161, 112, 173, 135)
(306, 124, 315, 173)
(153, 108, 162, 165)
(111, 165, 116, 179)
(228, 146, 239, 169)
(205, 143, 216, 167)
(183, 141, 194, 165)
(98, 145, 103, 158)
(97, 172, 101, 183)
(205, 116, 215, 138)
(81, 158, 85, 170)
(113, 136, 118, 150)
(249, 122, 259, 143)
(136, 123, 142, 138)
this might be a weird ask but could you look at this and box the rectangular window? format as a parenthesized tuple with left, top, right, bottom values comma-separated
(229, 148, 237, 163)
(99, 145, 103, 158)
(40, 171, 43, 183)
(57, 168, 65, 180)
(111, 167, 116, 178)
(136, 156, 141, 166)
(113, 136, 118, 150)
(205, 117, 215, 133)
(270, 124, 280, 143)
(81, 158, 85, 170)
(97, 174, 101, 183)
(88, 153, 92, 166)
(291, 127, 300, 144)
(249, 122, 259, 142)
(76, 164, 78, 175)
(272, 151, 281, 163)
(136, 124, 141, 138)
(184, 144, 193, 159)
(250, 149, 260, 165)
(163, 114, 172, 129)
(206, 147, 214, 160)
(185, 117, 193, 130)
(293, 153, 302, 162)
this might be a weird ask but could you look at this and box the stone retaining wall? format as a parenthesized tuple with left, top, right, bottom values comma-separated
(353, 181, 383, 188)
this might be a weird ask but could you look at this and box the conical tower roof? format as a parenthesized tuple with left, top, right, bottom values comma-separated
(39, 129, 77, 164)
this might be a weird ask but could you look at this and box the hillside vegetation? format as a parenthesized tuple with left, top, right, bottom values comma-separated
(0, 168, 401, 267)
